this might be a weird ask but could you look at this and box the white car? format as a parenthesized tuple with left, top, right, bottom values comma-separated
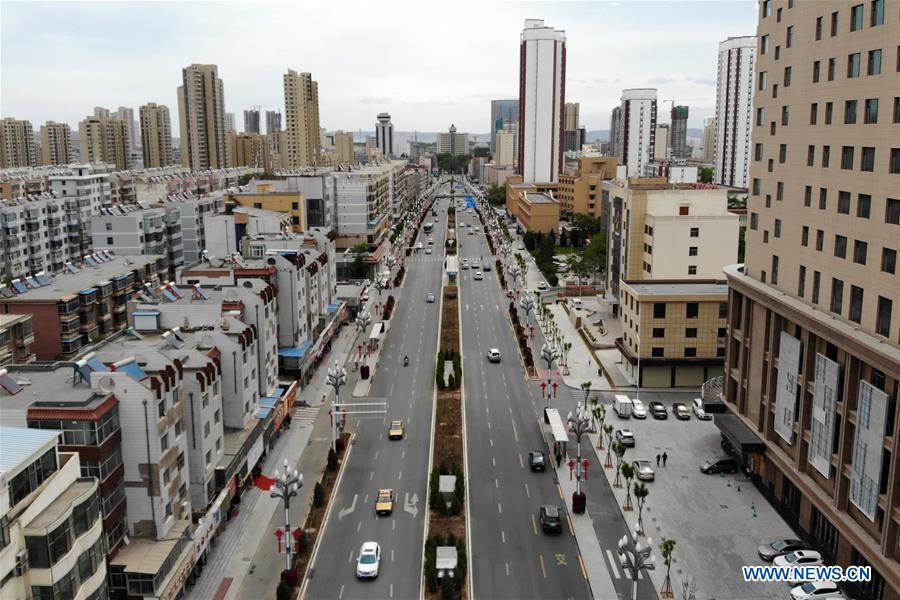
(631, 399, 648, 419)
(692, 398, 712, 420)
(415, 242, 423, 249)
(536, 281, 548, 291)
(790, 581, 843, 600)
(487, 348, 501, 362)
(356, 541, 381, 579)
(473, 271, 483, 280)
(425, 248, 432, 255)
(774, 550, 824, 572)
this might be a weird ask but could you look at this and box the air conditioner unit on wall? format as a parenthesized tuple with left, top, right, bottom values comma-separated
(15, 549, 29, 576)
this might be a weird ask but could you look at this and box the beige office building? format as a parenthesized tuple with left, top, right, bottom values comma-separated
(283, 69, 321, 167)
(229, 132, 273, 172)
(494, 131, 516, 166)
(720, 2, 899, 599)
(79, 116, 131, 170)
(139, 102, 173, 168)
(0, 118, 36, 168)
(177, 63, 227, 170)
(39, 121, 72, 166)
(334, 131, 354, 165)
(702, 116, 716, 163)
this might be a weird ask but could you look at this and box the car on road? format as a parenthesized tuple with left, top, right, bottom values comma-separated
(416, 242, 423, 249)
(528, 451, 546, 472)
(375, 489, 395, 515)
(356, 541, 381, 579)
(758, 538, 809, 561)
(425, 248, 432, 254)
(482, 262, 491, 271)
(700, 455, 738, 474)
(539, 505, 563, 533)
(517, 243, 525, 250)
(536, 281, 548, 291)
(473, 271, 483, 280)
(631, 398, 647, 419)
(471, 260, 480, 269)
(388, 420, 405, 440)
(487, 348, 501, 363)
(428, 238, 434, 245)
(649, 401, 668, 419)
(426, 292, 435, 303)
(673, 403, 691, 420)
(692, 398, 712, 420)
(789, 581, 843, 600)
(615, 428, 635, 447)
(632, 459, 655, 481)
(461, 261, 469, 270)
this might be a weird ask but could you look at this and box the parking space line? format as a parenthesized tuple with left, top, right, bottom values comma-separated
(605, 549, 620, 579)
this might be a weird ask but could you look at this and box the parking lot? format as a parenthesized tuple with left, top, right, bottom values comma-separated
(598, 393, 799, 600)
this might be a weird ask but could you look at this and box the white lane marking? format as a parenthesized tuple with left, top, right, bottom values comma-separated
(512, 419, 519, 443)
(391, 549, 395, 562)
(348, 551, 353, 563)
(495, 478, 499, 489)
(506, 563, 510, 576)
(487, 421, 491, 430)
(398, 471, 403, 481)
(525, 483, 530, 498)
(518, 453, 524, 468)
(501, 530, 506, 543)
(357, 521, 361, 532)
(401, 450, 405, 459)
(498, 502, 502, 514)
(374, 450, 379, 460)
(492, 457, 496, 467)
(390, 583, 394, 598)
(490, 438, 494, 447)
(606, 549, 621, 579)
(339, 584, 345, 599)
(392, 520, 396, 531)
(364, 494, 369, 505)
(370, 472, 374, 481)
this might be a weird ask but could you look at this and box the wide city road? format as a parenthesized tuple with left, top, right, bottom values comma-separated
(303, 183, 450, 599)
(458, 188, 591, 600)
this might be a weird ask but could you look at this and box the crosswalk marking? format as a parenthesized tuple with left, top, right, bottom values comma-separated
(605, 549, 620, 579)
(293, 405, 319, 426)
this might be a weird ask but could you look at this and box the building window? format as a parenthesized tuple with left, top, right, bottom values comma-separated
(849, 285, 864, 323)
(816, 15, 823, 40)
(848, 52, 862, 77)
(830, 278, 844, 314)
(756, 108, 765, 127)
(750, 212, 759, 230)
(686, 303, 699, 318)
(871, 0, 884, 26)
(798, 265, 807, 297)
(689, 227, 699, 237)
(761, 34, 770, 54)
(652, 328, 664, 338)
(822, 145, 831, 167)
(850, 4, 864, 30)
(105, 222, 112, 231)
(801, 226, 809, 246)
(717, 347, 726, 358)
(688, 246, 698, 256)
(679, 206, 690, 216)
(653, 303, 666, 318)
(812, 271, 821, 303)
(825, 101, 833, 124)
(853, 239, 868, 264)
(784, 66, 792, 86)
(819, 188, 828, 209)
(781, 105, 790, 126)
(764, 230, 769, 243)
(804, 186, 812, 206)
(719, 302, 728, 318)
(891, 149, 900, 174)
(774, 219, 782, 237)
(688, 265, 697, 275)
(651, 347, 664, 358)
(834, 235, 848, 258)
(887, 198, 900, 224)
(684, 347, 697, 358)
(754, 143, 763, 160)
(827, 58, 836, 80)
(861, 147, 875, 171)
(895, 97, 900, 123)
(812, 61, 821, 83)
(841, 146, 855, 169)
(807, 145, 815, 166)
(882, 247, 897, 273)
(810, 103, 818, 124)
(779, 144, 787, 163)
(857, 194, 871, 218)
(106, 237, 113, 245)
(838, 191, 851, 214)
(830, 11, 839, 36)
(772, 255, 780, 284)
(685, 328, 697, 338)
(718, 327, 727, 338)
(864, 98, 879, 123)
(867, 49, 882, 75)
(845, 100, 858, 124)
(876, 296, 892, 336)
(161, 432, 169, 450)
(759, 71, 768, 91)
(762, 0, 770, 17)
(816, 229, 825, 251)
(786, 25, 793, 47)
(752, 178, 760, 195)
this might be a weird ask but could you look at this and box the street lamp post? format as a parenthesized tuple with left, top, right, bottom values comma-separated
(618, 529, 656, 600)
(326, 361, 347, 453)
(355, 311, 372, 364)
(567, 400, 592, 513)
(270, 458, 303, 574)
(520, 293, 535, 332)
(540, 343, 560, 409)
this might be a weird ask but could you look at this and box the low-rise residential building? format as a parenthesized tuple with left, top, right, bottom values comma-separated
(617, 279, 728, 387)
(0, 254, 167, 359)
(641, 161, 700, 184)
(0, 427, 107, 600)
(0, 313, 35, 366)
(227, 179, 307, 233)
(92, 204, 185, 274)
(556, 156, 617, 220)
(204, 205, 292, 259)
(505, 176, 560, 233)
(162, 191, 225, 264)
(326, 163, 393, 248)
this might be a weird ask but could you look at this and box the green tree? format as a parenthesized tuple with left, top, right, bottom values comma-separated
(603, 424, 615, 466)
(621, 462, 635, 510)
(634, 482, 650, 535)
(351, 242, 369, 277)
(487, 183, 507, 206)
(700, 167, 714, 183)
(613, 441, 626, 487)
(313, 481, 325, 507)
(276, 580, 294, 600)
(660, 538, 677, 597)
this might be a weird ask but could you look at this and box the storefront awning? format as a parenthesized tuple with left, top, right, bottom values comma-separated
(279, 340, 313, 358)
(715, 413, 766, 454)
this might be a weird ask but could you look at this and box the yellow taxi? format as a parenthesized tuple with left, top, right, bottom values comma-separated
(388, 420, 405, 440)
(375, 489, 395, 515)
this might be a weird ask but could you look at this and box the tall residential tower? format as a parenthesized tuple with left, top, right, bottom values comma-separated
(714, 36, 757, 188)
(140, 102, 174, 167)
(283, 69, 321, 168)
(177, 63, 227, 170)
(375, 113, 394, 158)
(617, 88, 657, 177)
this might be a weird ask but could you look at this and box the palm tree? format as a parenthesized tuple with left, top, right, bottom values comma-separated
(580, 381, 591, 407)
(621, 462, 635, 510)
(613, 442, 626, 488)
(592, 401, 605, 441)
(603, 424, 614, 467)
(660, 538, 677, 597)
(634, 483, 649, 535)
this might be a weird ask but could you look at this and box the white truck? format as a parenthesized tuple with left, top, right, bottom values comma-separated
(613, 394, 633, 418)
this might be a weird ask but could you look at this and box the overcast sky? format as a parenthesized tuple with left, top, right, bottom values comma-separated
(1, 0, 757, 134)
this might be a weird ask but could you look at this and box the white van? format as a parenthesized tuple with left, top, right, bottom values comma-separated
(613, 394, 633, 418)
(569, 298, 583, 310)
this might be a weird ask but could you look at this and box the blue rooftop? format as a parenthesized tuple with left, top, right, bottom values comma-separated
(0, 427, 60, 473)
(259, 397, 279, 408)
(278, 340, 313, 358)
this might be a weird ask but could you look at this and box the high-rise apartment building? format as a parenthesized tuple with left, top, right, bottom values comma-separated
(0, 118, 36, 168)
(517, 19, 566, 183)
(617, 88, 658, 177)
(721, 3, 899, 599)
(229, 132, 273, 171)
(563, 102, 585, 152)
(609, 106, 622, 158)
(437, 124, 470, 156)
(334, 130, 354, 165)
(375, 113, 394, 157)
(78, 116, 131, 170)
(495, 130, 516, 166)
(702, 116, 717, 163)
(224, 112, 235, 134)
(39, 121, 72, 165)
(490, 99, 518, 154)
(283, 69, 321, 168)
(113, 106, 137, 151)
(670, 105, 690, 158)
(564, 102, 580, 132)
(266, 110, 282, 134)
(93, 106, 110, 119)
(654, 123, 670, 160)
(177, 63, 227, 170)
(139, 102, 174, 168)
(244, 108, 260, 134)
(714, 35, 757, 188)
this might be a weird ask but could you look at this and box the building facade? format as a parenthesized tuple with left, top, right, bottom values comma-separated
(177, 64, 227, 171)
(79, 116, 131, 171)
(375, 113, 394, 158)
(114, 106, 137, 153)
(670, 105, 690, 158)
(609, 106, 622, 159)
(437, 125, 469, 156)
(556, 156, 617, 219)
(617, 89, 658, 177)
(0, 118, 36, 168)
(714, 35, 757, 189)
(283, 70, 321, 168)
(720, 2, 899, 599)
(140, 103, 174, 168)
(490, 99, 518, 155)
(39, 121, 73, 166)
(265, 110, 282, 134)
(702, 116, 717, 163)
(243, 109, 260, 135)
(517, 19, 566, 184)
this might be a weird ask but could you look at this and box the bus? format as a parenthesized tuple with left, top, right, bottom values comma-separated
(423, 222, 433, 235)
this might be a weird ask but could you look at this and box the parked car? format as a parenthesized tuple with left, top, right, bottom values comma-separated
(632, 459, 655, 481)
(789, 581, 843, 600)
(529, 451, 546, 472)
(428, 238, 434, 245)
(700, 456, 738, 474)
(426, 292, 436, 303)
(487, 348, 501, 363)
(613, 395, 632, 418)
(356, 541, 381, 578)
(775, 550, 824, 568)
(673, 403, 691, 420)
(630, 398, 647, 419)
(649, 401, 668, 419)
(461, 262, 469, 270)
(536, 281, 548, 291)
(615, 429, 635, 447)
(692, 398, 712, 420)
(539, 505, 562, 533)
(375, 489, 395, 515)
(758, 538, 809, 561)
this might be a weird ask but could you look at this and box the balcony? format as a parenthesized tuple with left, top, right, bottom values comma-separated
(16, 332, 35, 347)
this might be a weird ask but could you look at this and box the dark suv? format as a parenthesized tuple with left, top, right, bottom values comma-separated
(529, 451, 546, 472)
(649, 401, 668, 419)
(539, 505, 562, 534)
(700, 456, 738, 474)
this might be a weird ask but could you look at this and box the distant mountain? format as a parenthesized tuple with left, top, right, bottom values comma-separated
(341, 131, 490, 144)
(585, 128, 704, 143)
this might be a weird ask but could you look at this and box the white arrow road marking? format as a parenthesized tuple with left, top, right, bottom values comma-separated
(338, 494, 357, 520)
(404, 492, 419, 517)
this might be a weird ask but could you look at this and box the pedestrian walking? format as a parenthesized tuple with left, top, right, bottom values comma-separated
(662, 451, 668, 467)
(656, 453, 660, 467)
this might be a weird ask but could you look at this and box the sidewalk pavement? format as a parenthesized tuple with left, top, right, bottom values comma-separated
(555, 454, 619, 600)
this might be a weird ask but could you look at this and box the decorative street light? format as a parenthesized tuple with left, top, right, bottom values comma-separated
(385, 255, 397, 274)
(567, 400, 592, 513)
(374, 277, 386, 299)
(355, 311, 372, 363)
(520, 293, 536, 331)
(270, 458, 303, 573)
(508, 265, 522, 290)
(540, 343, 560, 409)
(618, 529, 656, 600)
(326, 361, 347, 453)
